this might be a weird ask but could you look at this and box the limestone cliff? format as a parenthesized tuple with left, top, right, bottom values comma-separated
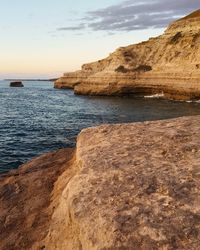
(1, 115, 200, 249)
(55, 10, 200, 100)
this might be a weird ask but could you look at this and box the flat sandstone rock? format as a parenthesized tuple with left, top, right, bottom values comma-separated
(0, 116, 200, 249)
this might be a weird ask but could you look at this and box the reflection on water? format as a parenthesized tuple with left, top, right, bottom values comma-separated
(0, 80, 200, 172)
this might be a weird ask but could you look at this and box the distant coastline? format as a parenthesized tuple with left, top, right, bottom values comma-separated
(4, 78, 57, 82)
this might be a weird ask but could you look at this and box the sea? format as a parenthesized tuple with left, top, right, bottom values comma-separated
(0, 80, 200, 172)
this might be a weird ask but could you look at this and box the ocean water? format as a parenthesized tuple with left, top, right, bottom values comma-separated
(0, 80, 200, 172)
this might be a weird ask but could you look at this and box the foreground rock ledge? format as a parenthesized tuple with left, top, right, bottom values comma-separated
(1, 116, 200, 250)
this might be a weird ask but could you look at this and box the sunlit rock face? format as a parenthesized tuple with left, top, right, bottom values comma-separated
(55, 10, 200, 100)
(1, 115, 200, 249)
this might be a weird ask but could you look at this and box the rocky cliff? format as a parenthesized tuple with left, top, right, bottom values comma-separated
(55, 10, 200, 100)
(1, 115, 200, 249)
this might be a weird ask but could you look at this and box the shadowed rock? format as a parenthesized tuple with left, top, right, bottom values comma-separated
(0, 149, 75, 250)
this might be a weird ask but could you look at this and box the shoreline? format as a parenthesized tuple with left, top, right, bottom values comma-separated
(55, 79, 200, 101)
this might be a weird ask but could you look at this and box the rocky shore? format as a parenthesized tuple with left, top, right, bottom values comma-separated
(1, 115, 200, 249)
(55, 10, 200, 100)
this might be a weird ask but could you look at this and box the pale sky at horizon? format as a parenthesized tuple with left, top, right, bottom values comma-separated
(0, 0, 199, 79)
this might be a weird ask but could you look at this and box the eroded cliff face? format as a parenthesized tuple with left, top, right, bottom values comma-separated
(55, 10, 200, 100)
(1, 116, 200, 249)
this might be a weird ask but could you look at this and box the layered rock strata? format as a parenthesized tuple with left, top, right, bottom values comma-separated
(55, 10, 200, 100)
(1, 115, 200, 249)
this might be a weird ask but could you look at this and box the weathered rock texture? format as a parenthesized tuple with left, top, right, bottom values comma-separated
(0, 149, 75, 250)
(55, 10, 200, 100)
(1, 115, 200, 249)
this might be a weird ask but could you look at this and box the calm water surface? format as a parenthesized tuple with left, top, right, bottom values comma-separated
(0, 80, 200, 172)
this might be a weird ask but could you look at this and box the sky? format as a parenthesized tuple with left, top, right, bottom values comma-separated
(0, 0, 199, 79)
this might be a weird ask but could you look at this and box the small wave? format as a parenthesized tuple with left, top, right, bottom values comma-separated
(144, 93, 164, 99)
(186, 99, 200, 103)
